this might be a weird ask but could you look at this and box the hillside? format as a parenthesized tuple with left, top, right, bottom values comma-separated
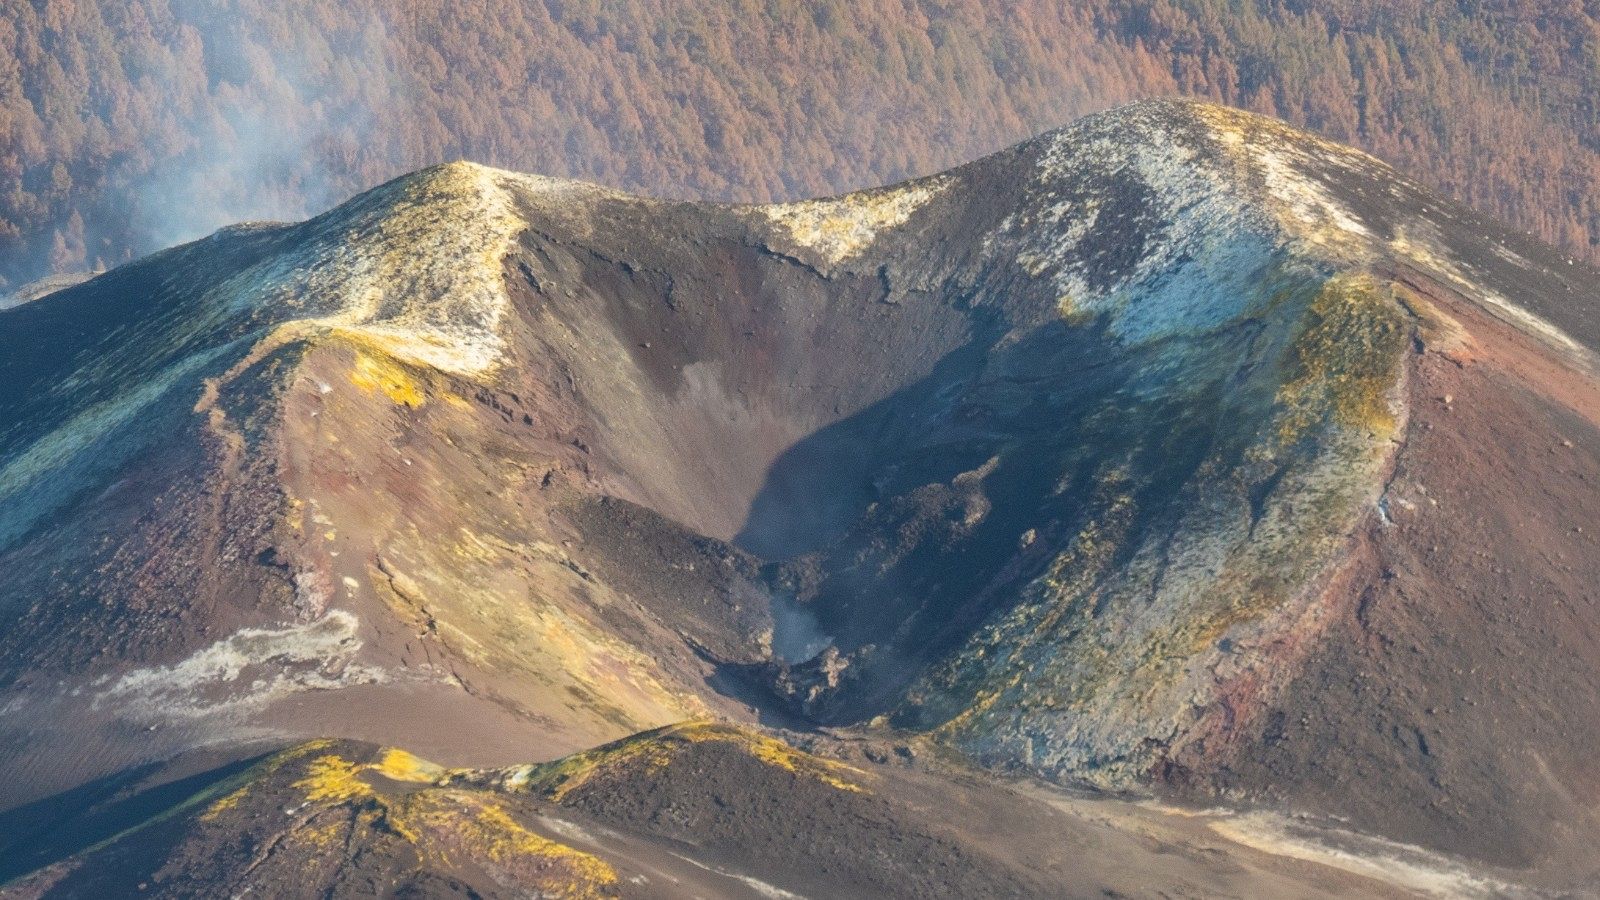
(1, 725, 1442, 898)
(2, 0, 1599, 291)
(2, 100, 1599, 893)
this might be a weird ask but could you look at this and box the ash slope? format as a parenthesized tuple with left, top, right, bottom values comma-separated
(1, 99, 1599, 889)
(1, 723, 1435, 899)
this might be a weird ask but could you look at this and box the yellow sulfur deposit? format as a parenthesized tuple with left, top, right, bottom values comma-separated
(348, 349, 426, 407)
(206, 743, 625, 897)
(1275, 274, 1407, 446)
(513, 721, 868, 799)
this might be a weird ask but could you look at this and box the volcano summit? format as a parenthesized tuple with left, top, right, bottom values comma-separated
(2, 100, 1599, 897)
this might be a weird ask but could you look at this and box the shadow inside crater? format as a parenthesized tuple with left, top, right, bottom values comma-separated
(722, 279, 1312, 727)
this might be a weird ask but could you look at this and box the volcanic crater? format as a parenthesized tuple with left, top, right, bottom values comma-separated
(4, 99, 1600, 895)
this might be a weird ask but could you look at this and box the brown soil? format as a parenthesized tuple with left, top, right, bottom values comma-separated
(1188, 272, 1600, 883)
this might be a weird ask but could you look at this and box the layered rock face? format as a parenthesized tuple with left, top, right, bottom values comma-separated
(3, 100, 1599, 891)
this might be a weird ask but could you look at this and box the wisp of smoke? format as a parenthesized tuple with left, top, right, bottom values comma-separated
(124, 5, 405, 254)
(770, 593, 833, 664)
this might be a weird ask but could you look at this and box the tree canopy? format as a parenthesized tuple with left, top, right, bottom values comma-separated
(3, 0, 1597, 288)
